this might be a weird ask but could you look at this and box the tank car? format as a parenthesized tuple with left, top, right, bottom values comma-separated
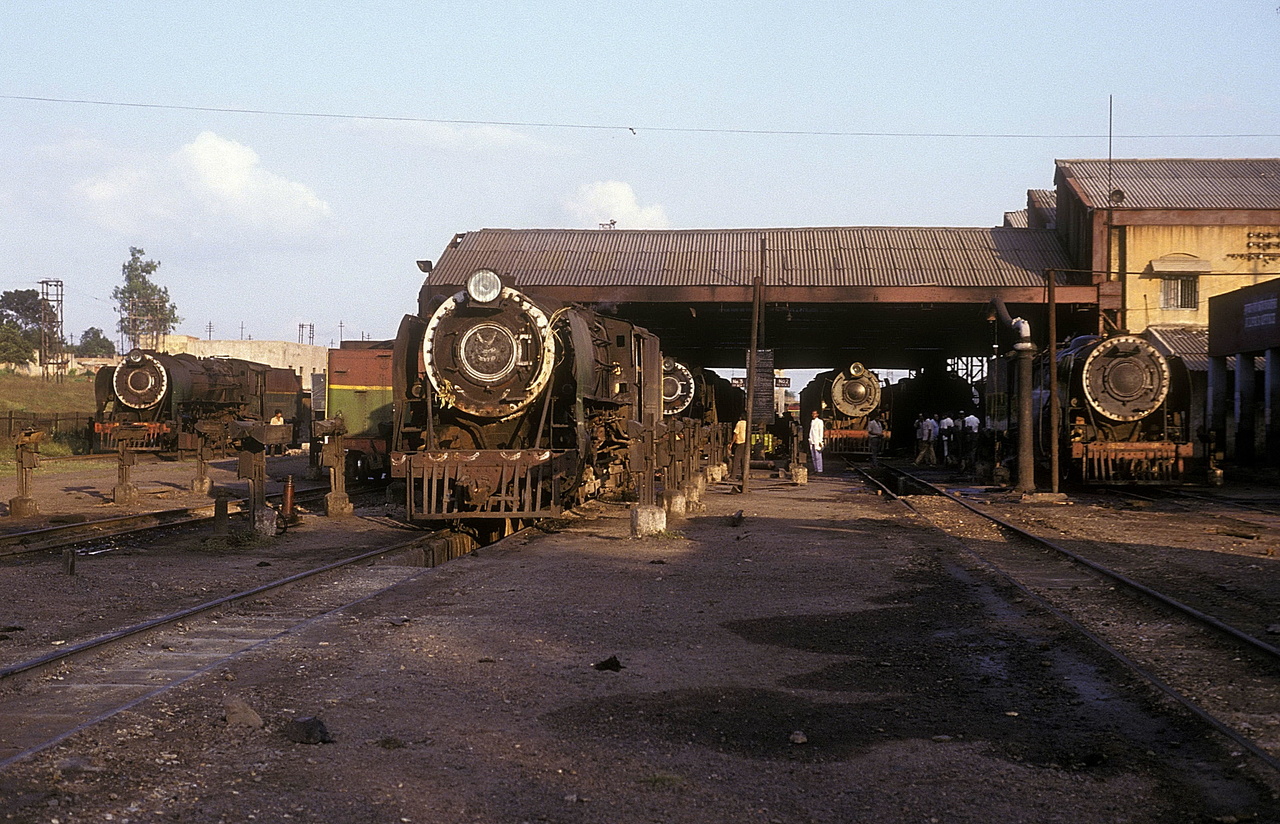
(798, 362, 882, 456)
(390, 269, 663, 524)
(94, 349, 303, 452)
(1045, 334, 1192, 483)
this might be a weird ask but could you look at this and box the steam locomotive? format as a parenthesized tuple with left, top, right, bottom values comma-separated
(798, 362, 883, 455)
(662, 359, 743, 425)
(989, 333, 1193, 484)
(94, 349, 304, 452)
(390, 269, 663, 524)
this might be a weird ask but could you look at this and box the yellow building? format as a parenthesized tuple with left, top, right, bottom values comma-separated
(1053, 159, 1280, 335)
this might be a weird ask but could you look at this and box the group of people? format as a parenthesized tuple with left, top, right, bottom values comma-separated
(913, 410, 980, 470)
(732, 406, 974, 479)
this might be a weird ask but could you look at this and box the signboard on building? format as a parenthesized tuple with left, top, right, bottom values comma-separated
(1209, 279, 1280, 354)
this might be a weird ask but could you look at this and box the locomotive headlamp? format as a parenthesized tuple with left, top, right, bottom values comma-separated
(466, 269, 503, 304)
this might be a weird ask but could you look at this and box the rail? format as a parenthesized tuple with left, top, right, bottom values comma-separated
(861, 461, 1280, 774)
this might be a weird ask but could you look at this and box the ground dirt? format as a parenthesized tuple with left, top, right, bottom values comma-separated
(1, 462, 1279, 823)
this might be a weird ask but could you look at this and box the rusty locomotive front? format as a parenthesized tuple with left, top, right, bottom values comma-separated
(389, 269, 663, 524)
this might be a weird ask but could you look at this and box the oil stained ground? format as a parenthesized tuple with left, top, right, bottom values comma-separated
(544, 553, 1278, 820)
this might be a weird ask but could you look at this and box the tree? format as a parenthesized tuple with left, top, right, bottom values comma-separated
(112, 247, 181, 350)
(0, 288, 50, 351)
(0, 323, 34, 366)
(76, 327, 116, 358)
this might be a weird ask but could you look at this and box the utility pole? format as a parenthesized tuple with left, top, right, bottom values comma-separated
(206, 322, 214, 340)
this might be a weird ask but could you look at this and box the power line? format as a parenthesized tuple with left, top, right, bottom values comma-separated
(2, 93, 1277, 140)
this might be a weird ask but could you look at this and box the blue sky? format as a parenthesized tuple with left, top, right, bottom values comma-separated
(2, 1, 1278, 350)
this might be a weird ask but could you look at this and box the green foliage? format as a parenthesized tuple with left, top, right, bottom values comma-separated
(112, 247, 181, 349)
(76, 326, 116, 357)
(0, 323, 35, 366)
(0, 288, 51, 351)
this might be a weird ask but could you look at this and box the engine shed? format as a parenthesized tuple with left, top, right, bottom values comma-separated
(417, 226, 1101, 371)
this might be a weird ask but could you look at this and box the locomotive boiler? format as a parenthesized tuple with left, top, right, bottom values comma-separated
(390, 269, 663, 524)
(661, 360, 743, 425)
(1045, 334, 1192, 483)
(798, 362, 882, 455)
(94, 349, 303, 452)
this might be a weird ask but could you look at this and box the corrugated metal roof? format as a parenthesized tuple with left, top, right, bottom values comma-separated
(1146, 324, 1209, 373)
(1147, 323, 1264, 374)
(428, 226, 1071, 290)
(1057, 159, 1280, 210)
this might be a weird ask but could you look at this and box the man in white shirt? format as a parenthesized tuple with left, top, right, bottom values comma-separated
(867, 413, 884, 466)
(938, 413, 954, 465)
(808, 410, 825, 474)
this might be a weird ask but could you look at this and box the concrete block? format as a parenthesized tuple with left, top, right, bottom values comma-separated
(326, 491, 354, 518)
(792, 466, 808, 485)
(662, 488, 687, 519)
(252, 506, 278, 537)
(8, 496, 38, 518)
(190, 476, 213, 496)
(630, 504, 666, 537)
(686, 473, 707, 502)
(113, 484, 139, 506)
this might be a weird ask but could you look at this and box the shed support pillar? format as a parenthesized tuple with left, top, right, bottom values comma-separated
(1267, 348, 1280, 465)
(1235, 354, 1257, 465)
(1208, 355, 1228, 460)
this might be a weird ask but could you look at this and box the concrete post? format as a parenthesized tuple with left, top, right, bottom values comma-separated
(322, 433, 353, 517)
(9, 430, 43, 518)
(113, 442, 139, 506)
(191, 437, 213, 496)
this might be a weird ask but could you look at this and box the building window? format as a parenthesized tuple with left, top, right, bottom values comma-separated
(1161, 276, 1198, 310)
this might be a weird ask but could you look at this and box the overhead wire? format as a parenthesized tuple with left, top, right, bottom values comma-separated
(2, 93, 1277, 140)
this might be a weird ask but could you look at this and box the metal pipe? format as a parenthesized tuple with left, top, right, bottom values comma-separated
(742, 269, 763, 493)
(987, 298, 1036, 492)
(1047, 270, 1059, 493)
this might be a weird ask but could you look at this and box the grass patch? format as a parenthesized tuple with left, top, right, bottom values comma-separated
(0, 371, 97, 413)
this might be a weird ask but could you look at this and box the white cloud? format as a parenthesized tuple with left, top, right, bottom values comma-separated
(73, 132, 332, 241)
(346, 119, 556, 155)
(564, 181, 670, 229)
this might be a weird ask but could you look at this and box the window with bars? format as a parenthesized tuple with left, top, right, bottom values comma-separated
(1161, 276, 1198, 310)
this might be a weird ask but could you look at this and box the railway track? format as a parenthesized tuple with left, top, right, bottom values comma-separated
(0, 483, 347, 557)
(862, 462, 1280, 776)
(0, 526, 477, 769)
